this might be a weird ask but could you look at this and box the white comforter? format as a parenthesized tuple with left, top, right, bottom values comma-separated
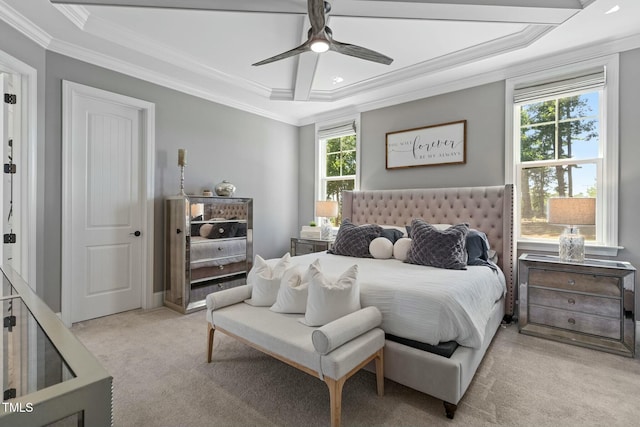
(286, 252, 506, 349)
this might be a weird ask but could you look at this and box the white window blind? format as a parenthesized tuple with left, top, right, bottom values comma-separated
(317, 121, 356, 139)
(513, 67, 605, 103)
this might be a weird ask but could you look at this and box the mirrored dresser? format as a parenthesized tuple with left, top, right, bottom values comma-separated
(165, 195, 253, 313)
(519, 253, 635, 357)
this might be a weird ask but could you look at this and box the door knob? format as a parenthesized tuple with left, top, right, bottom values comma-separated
(130, 230, 142, 237)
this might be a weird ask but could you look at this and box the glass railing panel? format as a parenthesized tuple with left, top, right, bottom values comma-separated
(2, 296, 75, 402)
(0, 267, 110, 427)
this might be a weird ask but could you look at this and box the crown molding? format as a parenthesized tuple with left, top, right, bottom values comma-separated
(47, 37, 295, 124)
(504, 33, 640, 81)
(299, 33, 640, 126)
(53, 4, 90, 30)
(325, 25, 552, 102)
(270, 24, 550, 103)
(0, 0, 52, 48)
(58, 7, 274, 99)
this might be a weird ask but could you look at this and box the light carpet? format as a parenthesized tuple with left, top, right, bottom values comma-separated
(70, 307, 640, 427)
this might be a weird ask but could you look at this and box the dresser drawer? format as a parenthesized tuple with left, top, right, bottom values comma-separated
(529, 268, 620, 297)
(528, 287, 620, 318)
(529, 305, 621, 339)
(190, 261, 247, 282)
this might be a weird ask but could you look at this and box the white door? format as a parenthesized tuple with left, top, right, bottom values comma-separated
(67, 87, 145, 323)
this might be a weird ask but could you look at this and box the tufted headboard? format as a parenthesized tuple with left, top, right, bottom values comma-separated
(342, 184, 515, 317)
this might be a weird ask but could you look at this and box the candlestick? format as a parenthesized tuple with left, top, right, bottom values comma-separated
(179, 165, 186, 195)
(178, 148, 187, 166)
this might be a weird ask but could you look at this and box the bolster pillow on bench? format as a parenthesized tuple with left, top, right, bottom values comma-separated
(206, 285, 252, 311)
(312, 306, 382, 355)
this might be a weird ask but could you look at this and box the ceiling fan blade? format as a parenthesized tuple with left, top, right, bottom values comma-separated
(308, 0, 327, 33)
(330, 40, 393, 65)
(252, 42, 312, 66)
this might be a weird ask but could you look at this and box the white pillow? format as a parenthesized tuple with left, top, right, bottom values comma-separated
(245, 253, 292, 306)
(432, 223, 452, 230)
(270, 266, 310, 314)
(199, 223, 213, 237)
(300, 260, 360, 327)
(393, 237, 412, 261)
(369, 237, 393, 259)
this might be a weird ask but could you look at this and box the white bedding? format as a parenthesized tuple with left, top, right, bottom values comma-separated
(259, 252, 506, 349)
(190, 237, 246, 269)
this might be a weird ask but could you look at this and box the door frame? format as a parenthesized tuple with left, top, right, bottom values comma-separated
(0, 50, 38, 288)
(61, 81, 155, 327)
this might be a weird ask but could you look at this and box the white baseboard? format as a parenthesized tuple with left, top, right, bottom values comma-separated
(152, 291, 164, 309)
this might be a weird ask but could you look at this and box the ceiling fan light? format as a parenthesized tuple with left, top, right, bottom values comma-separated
(310, 40, 329, 53)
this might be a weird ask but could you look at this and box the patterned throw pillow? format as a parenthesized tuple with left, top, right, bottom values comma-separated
(328, 219, 382, 258)
(406, 220, 469, 270)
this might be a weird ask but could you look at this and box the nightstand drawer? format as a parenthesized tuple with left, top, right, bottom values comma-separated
(295, 242, 322, 255)
(529, 305, 621, 339)
(528, 287, 620, 318)
(529, 268, 620, 297)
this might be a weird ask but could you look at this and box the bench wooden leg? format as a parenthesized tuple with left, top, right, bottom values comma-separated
(207, 324, 215, 363)
(375, 349, 384, 396)
(325, 376, 346, 427)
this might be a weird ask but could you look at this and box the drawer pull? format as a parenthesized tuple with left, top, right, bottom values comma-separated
(567, 298, 575, 305)
(568, 318, 576, 325)
(219, 265, 224, 270)
(218, 228, 225, 234)
(218, 247, 223, 251)
(567, 279, 575, 286)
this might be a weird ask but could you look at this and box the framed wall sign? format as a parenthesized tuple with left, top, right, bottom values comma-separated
(385, 120, 466, 169)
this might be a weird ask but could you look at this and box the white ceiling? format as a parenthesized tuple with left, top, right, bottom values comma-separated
(1, 0, 639, 125)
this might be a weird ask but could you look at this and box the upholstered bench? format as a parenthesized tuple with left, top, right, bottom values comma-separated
(206, 285, 385, 427)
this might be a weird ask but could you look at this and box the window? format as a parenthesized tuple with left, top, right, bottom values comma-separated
(506, 55, 619, 255)
(316, 116, 360, 225)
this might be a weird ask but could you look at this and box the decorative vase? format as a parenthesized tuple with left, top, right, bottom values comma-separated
(214, 180, 236, 197)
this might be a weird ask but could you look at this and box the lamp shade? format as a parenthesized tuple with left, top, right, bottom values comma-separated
(190, 203, 204, 218)
(316, 200, 339, 218)
(548, 197, 596, 225)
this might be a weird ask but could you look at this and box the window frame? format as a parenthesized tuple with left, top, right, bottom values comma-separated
(505, 54, 620, 256)
(315, 114, 361, 223)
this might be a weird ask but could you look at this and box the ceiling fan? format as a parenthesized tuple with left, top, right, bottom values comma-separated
(51, 0, 393, 66)
(252, 0, 393, 66)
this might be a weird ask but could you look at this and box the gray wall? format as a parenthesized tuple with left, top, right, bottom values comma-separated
(2, 17, 299, 312)
(616, 49, 640, 273)
(298, 124, 316, 228)
(298, 50, 640, 309)
(297, 81, 506, 211)
(43, 52, 299, 310)
(360, 81, 505, 190)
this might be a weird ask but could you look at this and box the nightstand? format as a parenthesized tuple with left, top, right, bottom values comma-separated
(290, 237, 333, 256)
(518, 253, 635, 357)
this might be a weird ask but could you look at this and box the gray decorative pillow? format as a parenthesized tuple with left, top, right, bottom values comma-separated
(406, 220, 469, 270)
(328, 219, 382, 258)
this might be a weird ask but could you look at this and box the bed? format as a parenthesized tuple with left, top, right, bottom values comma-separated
(290, 184, 515, 418)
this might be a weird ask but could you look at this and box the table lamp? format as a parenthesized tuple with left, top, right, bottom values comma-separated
(316, 200, 339, 240)
(548, 197, 596, 262)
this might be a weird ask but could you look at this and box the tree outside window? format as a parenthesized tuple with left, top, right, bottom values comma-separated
(321, 134, 356, 225)
(518, 91, 599, 241)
